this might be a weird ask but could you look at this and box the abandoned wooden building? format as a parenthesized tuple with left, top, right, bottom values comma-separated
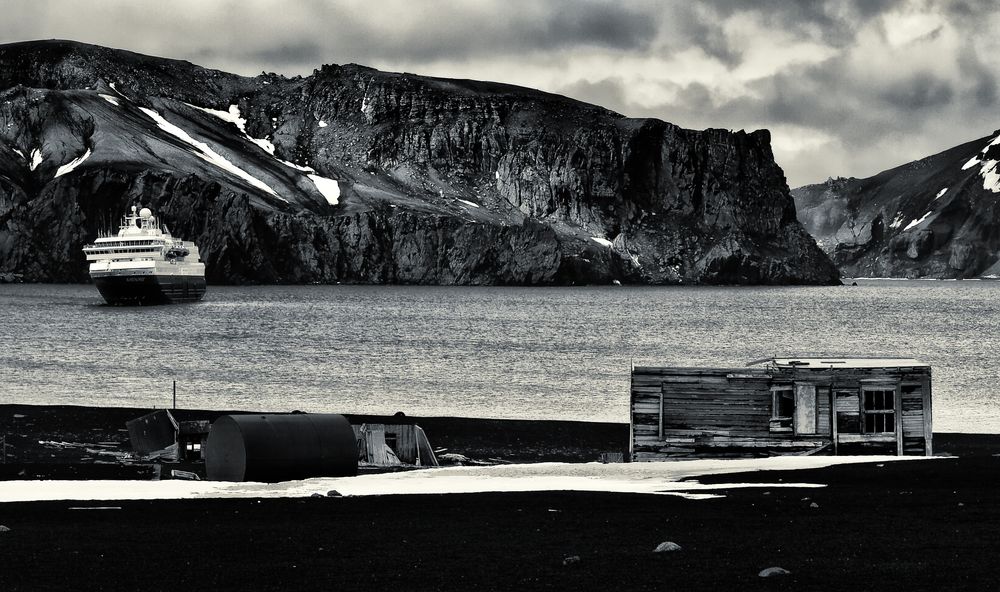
(631, 357, 932, 459)
(126, 409, 210, 462)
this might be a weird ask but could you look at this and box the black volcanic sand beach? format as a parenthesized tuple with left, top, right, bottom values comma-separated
(1, 405, 999, 591)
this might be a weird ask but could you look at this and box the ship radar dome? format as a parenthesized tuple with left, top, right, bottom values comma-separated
(139, 207, 153, 219)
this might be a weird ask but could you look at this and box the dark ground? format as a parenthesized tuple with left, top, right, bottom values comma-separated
(0, 405, 998, 591)
(0, 404, 629, 480)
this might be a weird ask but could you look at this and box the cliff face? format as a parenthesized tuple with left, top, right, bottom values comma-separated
(0, 40, 839, 285)
(792, 134, 1000, 279)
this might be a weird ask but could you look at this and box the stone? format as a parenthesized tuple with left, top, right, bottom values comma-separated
(326, 490, 343, 497)
(759, 567, 790, 577)
(653, 541, 682, 553)
(438, 453, 471, 465)
(562, 555, 580, 566)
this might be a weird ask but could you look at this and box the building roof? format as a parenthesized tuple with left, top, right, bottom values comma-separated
(766, 357, 929, 369)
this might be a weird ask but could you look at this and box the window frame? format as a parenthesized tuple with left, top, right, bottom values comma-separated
(769, 385, 794, 433)
(861, 386, 897, 434)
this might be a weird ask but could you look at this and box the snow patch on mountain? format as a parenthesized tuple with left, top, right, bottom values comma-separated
(189, 102, 342, 205)
(307, 175, 340, 206)
(29, 148, 42, 171)
(903, 211, 933, 231)
(961, 134, 1000, 193)
(935, 188, 948, 199)
(190, 103, 278, 156)
(591, 237, 613, 248)
(318, 120, 328, 128)
(982, 163, 1000, 193)
(889, 214, 905, 229)
(192, 103, 320, 173)
(99, 94, 119, 106)
(140, 107, 282, 200)
(54, 149, 91, 178)
(457, 198, 480, 208)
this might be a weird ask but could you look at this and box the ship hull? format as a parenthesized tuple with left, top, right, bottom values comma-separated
(93, 274, 206, 305)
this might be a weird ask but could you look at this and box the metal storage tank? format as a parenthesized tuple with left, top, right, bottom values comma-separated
(205, 414, 358, 482)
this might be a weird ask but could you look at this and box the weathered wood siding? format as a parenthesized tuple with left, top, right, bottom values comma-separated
(631, 364, 932, 460)
(631, 367, 826, 460)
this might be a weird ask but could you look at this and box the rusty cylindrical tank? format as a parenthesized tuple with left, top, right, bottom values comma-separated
(205, 414, 358, 482)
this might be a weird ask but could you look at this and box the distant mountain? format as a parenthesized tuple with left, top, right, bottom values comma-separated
(793, 133, 1000, 279)
(0, 40, 838, 285)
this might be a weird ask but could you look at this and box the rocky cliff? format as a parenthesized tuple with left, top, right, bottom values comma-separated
(0, 40, 839, 285)
(793, 133, 1000, 278)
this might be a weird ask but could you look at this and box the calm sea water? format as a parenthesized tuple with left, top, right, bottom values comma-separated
(1, 280, 998, 432)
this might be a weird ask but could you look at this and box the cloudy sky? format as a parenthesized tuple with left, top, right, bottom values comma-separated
(3, 0, 1000, 187)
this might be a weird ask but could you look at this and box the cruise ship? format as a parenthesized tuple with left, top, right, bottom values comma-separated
(82, 206, 206, 305)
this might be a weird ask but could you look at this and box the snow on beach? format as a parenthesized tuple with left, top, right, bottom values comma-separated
(0, 456, 931, 503)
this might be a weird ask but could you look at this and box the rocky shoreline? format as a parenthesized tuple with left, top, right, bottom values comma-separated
(0, 404, 997, 590)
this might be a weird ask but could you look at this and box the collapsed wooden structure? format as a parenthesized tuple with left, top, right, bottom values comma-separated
(354, 423, 438, 467)
(631, 357, 932, 460)
(126, 409, 210, 462)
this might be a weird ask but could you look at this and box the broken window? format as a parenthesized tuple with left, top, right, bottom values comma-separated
(384, 432, 398, 454)
(863, 388, 896, 433)
(835, 390, 861, 433)
(770, 386, 794, 432)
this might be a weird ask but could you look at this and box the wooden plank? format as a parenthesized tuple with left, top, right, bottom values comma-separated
(794, 384, 817, 435)
(831, 386, 838, 454)
(895, 384, 903, 456)
(817, 387, 831, 435)
(837, 433, 896, 443)
(924, 374, 933, 455)
(658, 389, 663, 440)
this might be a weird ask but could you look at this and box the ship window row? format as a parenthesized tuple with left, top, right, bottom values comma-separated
(89, 247, 162, 255)
(96, 240, 163, 247)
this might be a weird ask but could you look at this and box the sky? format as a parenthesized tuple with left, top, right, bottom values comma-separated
(3, 0, 1000, 187)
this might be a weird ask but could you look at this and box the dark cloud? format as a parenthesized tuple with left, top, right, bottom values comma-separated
(544, 4, 658, 51)
(246, 42, 323, 67)
(879, 74, 954, 111)
(679, 8, 742, 66)
(556, 77, 630, 114)
(4, 0, 1000, 186)
(697, 0, 907, 47)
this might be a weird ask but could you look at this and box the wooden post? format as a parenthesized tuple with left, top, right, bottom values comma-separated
(173, 380, 177, 410)
(923, 374, 933, 456)
(895, 384, 903, 456)
(658, 389, 664, 440)
(831, 388, 838, 455)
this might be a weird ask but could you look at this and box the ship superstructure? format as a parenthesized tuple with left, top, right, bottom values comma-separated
(83, 206, 206, 304)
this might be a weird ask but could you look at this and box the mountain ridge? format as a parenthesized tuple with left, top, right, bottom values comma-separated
(792, 132, 1000, 278)
(0, 39, 839, 285)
